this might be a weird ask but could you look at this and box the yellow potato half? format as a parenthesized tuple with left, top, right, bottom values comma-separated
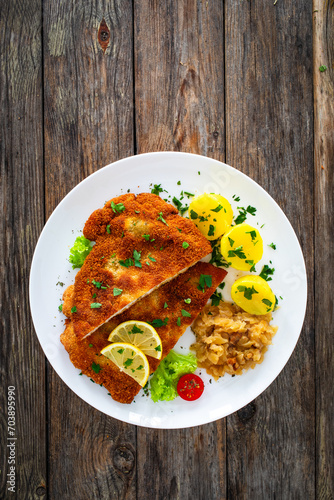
(220, 223, 263, 271)
(231, 275, 276, 315)
(189, 193, 233, 240)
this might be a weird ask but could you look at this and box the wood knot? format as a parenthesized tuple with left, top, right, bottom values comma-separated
(237, 401, 257, 423)
(98, 18, 110, 53)
(213, 130, 219, 139)
(113, 446, 135, 475)
(35, 486, 46, 496)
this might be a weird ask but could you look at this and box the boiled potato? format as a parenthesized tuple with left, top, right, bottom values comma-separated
(189, 193, 233, 240)
(231, 275, 276, 315)
(220, 223, 263, 271)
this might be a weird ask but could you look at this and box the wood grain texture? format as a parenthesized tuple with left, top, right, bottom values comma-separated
(313, 1, 334, 498)
(134, 2, 227, 498)
(225, 1, 315, 498)
(44, 0, 134, 213)
(134, 0, 225, 159)
(43, 1, 136, 499)
(0, 1, 47, 498)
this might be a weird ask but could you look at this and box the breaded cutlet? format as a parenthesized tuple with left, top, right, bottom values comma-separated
(60, 262, 227, 404)
(68, 193, 212, 339)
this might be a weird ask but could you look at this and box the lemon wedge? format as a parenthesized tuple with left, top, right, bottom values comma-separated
(108, 321, 162, 359)
(101, 342, 150, 387)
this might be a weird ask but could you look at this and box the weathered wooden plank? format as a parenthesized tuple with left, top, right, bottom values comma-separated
(134, 1, 226, 498)
(225, 1, 315, 498)
(134, 0, 225, 159)
(313, 1, 334, 498)
(0, 0, 47, 498)
(43, 1, 136, 498)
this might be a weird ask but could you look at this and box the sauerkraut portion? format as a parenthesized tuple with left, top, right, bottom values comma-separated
(191, 302, 277, 380)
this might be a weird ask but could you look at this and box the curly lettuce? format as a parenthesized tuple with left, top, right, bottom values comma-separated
(149, 350, 197, 402)
(69, 236, 93, 269)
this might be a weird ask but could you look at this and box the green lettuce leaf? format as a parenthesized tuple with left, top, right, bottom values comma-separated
(149, 350, 197, 402)
(69, 236, 93, 269)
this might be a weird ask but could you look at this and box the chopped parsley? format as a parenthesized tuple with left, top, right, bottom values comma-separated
(133, 249, 142, 268)
(106, 224, 111, 234)
(92, 362, 101, 374)
(262, 298, 273, 311)
(234, 205, 257, 225)
(113, 287, 123, 296)
(181, 309, 191, 318)
(232, 195, 240, 202)
(259, 264, 275, 281)
(319, 65, 327, 72)
(184, 298, 191, 304)
(208, 225, 215, 237)
(184, 191, 194, 197)
(155, 345, 162, 352)
(268, 242, 277, 250)
(124, 358, 133, 368)
(177, 317, 181, 326)
(198, 274, 212, 292)
(148, 254, 156, 262)
(130, 324, 144, 334)
(172, 196, 189, 215)
(211, 291, 223, 306)
(237, 285, 258, 300)
(228, 237, 234, 247)
(58, 304, 63, 312)
(149, 318, 169, 328)
(143, 234, 150, 241)
(211, 204, 223, 213)
(119, 258, 134, 268)
(218, 282, 226, 290)
(151, 184, 164, 195)
(164, 302, 168, 309)
(111, 201, 125, 213)
(91, 302, 102, 309)
(182, 242, 189, 249)
(228, 245, 246, 259)
(71, 306, 77, 313)
(209, 240, 230, 268)
(246, 230, 257, 241)
(245, 260, 256, 272)
(157, 212, 168, 225)
(190, 209, 198, 220)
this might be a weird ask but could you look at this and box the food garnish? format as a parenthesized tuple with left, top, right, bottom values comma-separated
(101, 342, 150, 387)
(177, 373, 204, 401)
(149, 350, 197, 402)
(231, 275, 275, 315)
(108, 321, 163, 360)
(69, 236, 93, 269)
(220, 223, 263, 271)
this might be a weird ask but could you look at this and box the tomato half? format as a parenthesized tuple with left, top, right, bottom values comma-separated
(177, 374, 204, 401)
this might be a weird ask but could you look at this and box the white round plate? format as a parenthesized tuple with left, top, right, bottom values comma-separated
(30, 152, 307, 429)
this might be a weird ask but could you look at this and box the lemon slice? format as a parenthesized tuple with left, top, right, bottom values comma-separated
(101, 342, 150, 387)
(108, 321, 162, 359)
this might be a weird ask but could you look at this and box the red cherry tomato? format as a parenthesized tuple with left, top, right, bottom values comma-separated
(177, 374, 204, 401)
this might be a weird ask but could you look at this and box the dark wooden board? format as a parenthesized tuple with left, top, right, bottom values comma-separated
(43, 1, 136, 498)
(313, 1, 334, 498)
(134, 1, 227, 498)
(0, 1, 47, 498)
(225, 1, 315, 498)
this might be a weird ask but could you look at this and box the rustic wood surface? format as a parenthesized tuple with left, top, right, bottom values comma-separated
(0, 1, 333, 499)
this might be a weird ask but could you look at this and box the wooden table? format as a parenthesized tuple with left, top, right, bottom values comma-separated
(1, 1, 333, 499)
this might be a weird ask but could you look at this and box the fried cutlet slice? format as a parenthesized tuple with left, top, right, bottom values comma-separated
(60, 262, 227, 404)
(70, 193, 212, 339)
